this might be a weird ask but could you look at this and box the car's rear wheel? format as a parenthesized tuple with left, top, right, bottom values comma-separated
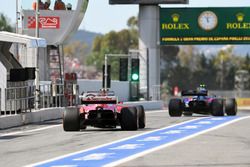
(136, 105, 145, 129)
(211, 99, 224, 116)
(120, 107, 138, 130)
(79, 113, 87, 130)
(225, 98, 237, 116)
(169, 99, 183, 117)
(63, 107, 80, 131)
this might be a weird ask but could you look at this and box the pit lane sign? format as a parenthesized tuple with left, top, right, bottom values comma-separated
(160, 7, 250, 45)
(27, 16, 60, 29)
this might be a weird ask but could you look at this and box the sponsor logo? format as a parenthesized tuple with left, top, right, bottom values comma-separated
(27, 16, 60, 29)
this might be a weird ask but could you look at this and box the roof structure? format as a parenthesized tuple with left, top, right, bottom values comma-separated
(0, 31, 47, 48)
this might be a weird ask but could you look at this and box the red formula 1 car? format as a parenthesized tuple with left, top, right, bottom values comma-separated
(63, 90, 145, 131)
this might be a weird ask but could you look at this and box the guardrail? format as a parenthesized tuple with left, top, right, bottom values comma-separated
(1, 83, 250, 117)
(4, 84, 34, 115)
(0, 81, 78, 116)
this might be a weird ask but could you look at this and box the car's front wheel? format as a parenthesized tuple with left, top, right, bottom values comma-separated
(169, 99, 183, 117)
(136, 105, 145, 129)
(211, 99, 224, 116)
(225, 98, 237, 116)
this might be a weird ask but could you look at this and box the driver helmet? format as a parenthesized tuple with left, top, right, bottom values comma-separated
(197, 84, 207, 92)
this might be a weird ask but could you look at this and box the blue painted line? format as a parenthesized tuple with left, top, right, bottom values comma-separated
(34, 116, 242, 167)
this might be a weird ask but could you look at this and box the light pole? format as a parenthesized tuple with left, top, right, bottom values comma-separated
(15, 0, 19, 59)
(35, 0, 40, 109)
(129, 49, 149, 100)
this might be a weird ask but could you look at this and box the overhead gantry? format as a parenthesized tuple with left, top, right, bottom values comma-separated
(20, 0, 89, 81)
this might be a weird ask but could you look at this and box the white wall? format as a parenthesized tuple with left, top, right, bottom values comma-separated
(0, 61, 6, 111)
(77, 79, 130, 102)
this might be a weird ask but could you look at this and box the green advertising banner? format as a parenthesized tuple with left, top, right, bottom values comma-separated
(160, 7, 250, 45)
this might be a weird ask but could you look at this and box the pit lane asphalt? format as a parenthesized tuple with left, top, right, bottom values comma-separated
(0, 109, 249, 167)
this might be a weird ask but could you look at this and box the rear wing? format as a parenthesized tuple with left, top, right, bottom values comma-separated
(80, 96, 117, 104)
(181, 90, 208, 96)
(84, 91, 115, 96)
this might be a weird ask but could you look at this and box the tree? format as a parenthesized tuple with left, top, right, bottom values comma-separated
(86, 16, 139, 80)
(64, 41, 89, 63)
(0, 13, 13, 32)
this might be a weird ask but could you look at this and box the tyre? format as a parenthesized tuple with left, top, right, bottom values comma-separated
(211, 99, 224, 116)
(168, 99, 183, 117)
(63, 107, 80, 131)
(225, 98, 237, 116)
(120, 107, 138, 130)
(79, 113, 87, 130)
(136, 105, 145, 129)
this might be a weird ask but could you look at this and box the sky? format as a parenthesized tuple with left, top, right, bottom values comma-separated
(0, 0, 249, 34)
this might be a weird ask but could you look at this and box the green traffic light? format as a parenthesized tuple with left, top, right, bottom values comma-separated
(132, 73, 139, 81)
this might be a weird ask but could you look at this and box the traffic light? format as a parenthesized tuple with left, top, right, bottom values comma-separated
(119, 58, 128, 81)
(102, 64, 111, 88)
(131, 58, 140, 82)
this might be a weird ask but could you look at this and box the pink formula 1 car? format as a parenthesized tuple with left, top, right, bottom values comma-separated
(63, 90, 145, 131)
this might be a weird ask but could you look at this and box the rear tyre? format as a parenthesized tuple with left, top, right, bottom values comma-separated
(120, 107, 138, 130)
(169, 99, 183, 117)
(136, 105, 145, 129)
(63, 107, 80, 131)
(225, 98, 237, 116)
(79, 113, 87, 130)
(211, 99, 224, 116)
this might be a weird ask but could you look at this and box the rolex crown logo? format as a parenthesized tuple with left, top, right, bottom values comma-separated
(171, 13, 180, 22)
(236, 13, 244, 22)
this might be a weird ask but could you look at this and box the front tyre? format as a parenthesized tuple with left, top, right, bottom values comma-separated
(136, 105, 145, 129)
(211, 99, 224, 116)
(63, 107, 80, 131)
(225, 98, 237, 116)
(169, 99, 183, 117)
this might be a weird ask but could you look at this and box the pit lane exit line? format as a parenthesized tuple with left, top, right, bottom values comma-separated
(28, 116, 250, 167)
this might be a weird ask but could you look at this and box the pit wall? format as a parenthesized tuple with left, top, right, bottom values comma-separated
(236, 98, 250, 107)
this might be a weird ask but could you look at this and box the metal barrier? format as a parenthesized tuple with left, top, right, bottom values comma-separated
(152, 85, 161, 100)
(39, 83, 64, 108)
(4, 83, 35, 115)
(0, 81, 79, 116)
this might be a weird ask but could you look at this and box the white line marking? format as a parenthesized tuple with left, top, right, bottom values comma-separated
(0, 124, 61, 137)
(104, 116, 250, 167)
(1, 110, 165, 138)
(26, 117, 204, 167)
